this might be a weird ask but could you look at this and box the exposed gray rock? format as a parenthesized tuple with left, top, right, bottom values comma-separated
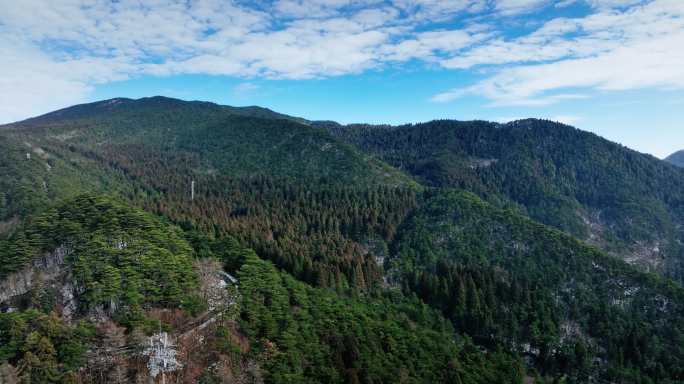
(0, 245, 71, 304)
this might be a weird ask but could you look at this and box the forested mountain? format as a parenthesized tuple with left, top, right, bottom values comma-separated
(390, 190, 684, 383)
(0, 194, 522, 383)
(4, 96, 410, 191)
(665, 150, 684, 167)
(322, 119, 684, 281)
(2, 98, 684, 383)
(1, 97, 416, 291)
(19, 96, 309, 126)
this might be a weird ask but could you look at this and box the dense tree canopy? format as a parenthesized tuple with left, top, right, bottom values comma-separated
(237, 249, 524, 384)
(2, 98, 684, 383)
(0, 195, 524, 384)
(324, 119, 684, 281)
(0, 195, 199, 317)
(390, 190, 684, 383)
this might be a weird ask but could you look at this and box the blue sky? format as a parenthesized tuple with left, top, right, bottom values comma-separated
(2, 0, 683, 157)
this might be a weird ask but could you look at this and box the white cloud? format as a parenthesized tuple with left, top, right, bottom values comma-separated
(432, 0, 684, 106)
(495, 0, 550, 15)
(555, 0, 579, 7)
(392, 0, 485, 20)
(556, 0, 646, 9)
(0, 0, 682, 122)
(0, 35, 133, 123)
(0, 0, 399, 121)
(381, 29, 490, 61)
(587, 0, 646, 9)
(274, 0, 350, 18)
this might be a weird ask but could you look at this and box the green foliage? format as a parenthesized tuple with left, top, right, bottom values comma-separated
(1, 97, 418, 290)
(5, 99, 684, 383)
(0, 309, 94, 383)
(164, 179, 417, 290)
(0, 194, 198, 317)
(324, 119, 684, 280)
(237, 250, 523, 384)
(0, 136, 50, 220)
(0, 134, 132, 226)
(7, 96, 414, 191)
(390, 189, 684, 382)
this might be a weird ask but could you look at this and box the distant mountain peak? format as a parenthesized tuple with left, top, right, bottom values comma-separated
(16, 96, 308, 126)
(665, 150, 684, 167)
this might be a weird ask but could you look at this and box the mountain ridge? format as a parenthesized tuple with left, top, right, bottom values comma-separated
(3, 97, 684, 383)
(0, 193, 524, 383)
(322, 118, 684, 281)
(666, 149, 684, 167)
(12, 96, 310, 127)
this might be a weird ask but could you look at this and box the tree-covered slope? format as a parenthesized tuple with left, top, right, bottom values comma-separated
(20, 96, 310, 126)
(4, 96, 411, 188)
(0, 97, 417, 291)
(665, 150, 684, 167)
(389, 190, 684, 383)
(0, 134, 131, 228)
(324, 119, 684, 280)
(0, 195, 523, 383)
(0, 195, 202, 382)
(5, 98, 684, 383)
(235, 250, 523, 384)
(0, 97, 413, 226)
(0, 194, 199, 312)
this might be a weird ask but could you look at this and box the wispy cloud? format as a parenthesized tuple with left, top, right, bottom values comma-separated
(495, 0, 550, 15)
(431, 0, 684, 106)
(232, 82, 261, 97)
(0, 0, 682, 122)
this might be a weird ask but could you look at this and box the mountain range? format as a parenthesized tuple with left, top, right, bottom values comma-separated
(1, 97, 683, 383)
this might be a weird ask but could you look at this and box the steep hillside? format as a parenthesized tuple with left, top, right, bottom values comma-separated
(323, 119, 684, 281)
(0, 195, 522, 383)
(0, 133, 132, 230)
(389, 190, 684, 383)
(4, 99, 684, 382)
(0, 195, 199, 312)
(665, 150, 684, 167)
(0, 97, 417, 291)
(233, 250, 523, 384)
(5, 96, 411, 188)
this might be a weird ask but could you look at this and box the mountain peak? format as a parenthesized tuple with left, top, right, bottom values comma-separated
(665, 150, 684, 167)
(16, 96, 308, 126)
